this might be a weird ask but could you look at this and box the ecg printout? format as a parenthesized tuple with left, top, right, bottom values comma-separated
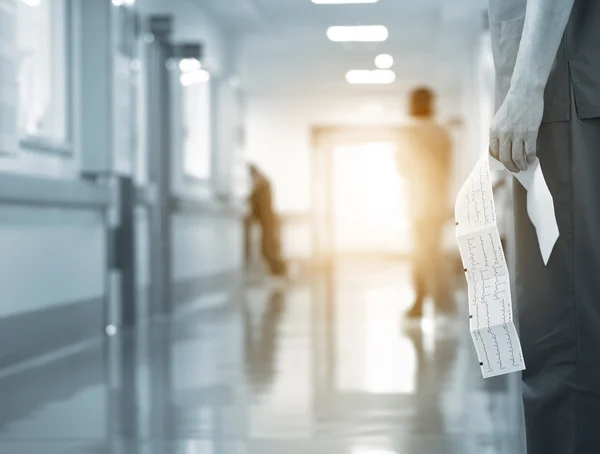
(455, 156, 525, 379)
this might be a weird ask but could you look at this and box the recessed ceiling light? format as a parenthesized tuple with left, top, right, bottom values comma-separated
(375, 54, 394, 69)
(327, 25, 388, 42)
(345, 69, 396, 84)
(312, 0, 379, 3)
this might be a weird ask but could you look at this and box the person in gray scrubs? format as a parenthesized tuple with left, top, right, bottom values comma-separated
(489, 0, 600, 453)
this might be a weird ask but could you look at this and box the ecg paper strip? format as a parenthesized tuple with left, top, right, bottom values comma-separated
(456, 155, 525, 379)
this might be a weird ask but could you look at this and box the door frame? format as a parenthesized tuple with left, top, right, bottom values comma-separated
(310, 124, 406, 263)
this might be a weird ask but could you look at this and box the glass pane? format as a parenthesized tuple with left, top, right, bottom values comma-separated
(16, 0, 68, 142)
(182, 75, 211, 180)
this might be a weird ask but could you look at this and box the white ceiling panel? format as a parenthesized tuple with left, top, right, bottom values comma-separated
(197, 0, 486, 98)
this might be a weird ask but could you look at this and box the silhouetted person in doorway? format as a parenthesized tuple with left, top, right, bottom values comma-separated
(245, 164, 287, 277)
(397, 87, 453, 319)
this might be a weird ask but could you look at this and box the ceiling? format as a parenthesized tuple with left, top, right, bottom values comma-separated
(200, 0, 487, 98)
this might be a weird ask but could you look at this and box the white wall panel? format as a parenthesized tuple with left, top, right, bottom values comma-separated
(171, 215, 242, 281)
(0, 206, 106, 318)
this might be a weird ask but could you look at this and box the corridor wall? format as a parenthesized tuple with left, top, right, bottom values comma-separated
(0, 0, 244, 374)
(138, 0, 245, 308)
(0, 0, 107, 372)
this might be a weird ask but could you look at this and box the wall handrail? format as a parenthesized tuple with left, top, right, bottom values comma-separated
(170, 195, 245, 218)
(0, 172, 109, 210)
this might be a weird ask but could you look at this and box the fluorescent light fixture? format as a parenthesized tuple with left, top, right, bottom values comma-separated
(179, 58, 201, 73)
(312, 0, 379, 3)
(180, 69, 210, 86)
(112, 0, 135, 6)
(20, 0, 42, 6)
(327, 25, 388, 42)
(346, 69, 396, 84)
(375, 54, 394, 69)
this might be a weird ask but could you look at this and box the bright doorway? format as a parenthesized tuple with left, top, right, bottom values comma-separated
(311, 126, 411, 261)
(332, 142, 411, 257)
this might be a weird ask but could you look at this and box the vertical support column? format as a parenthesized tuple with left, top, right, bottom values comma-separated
(80, 0, 114, 174)
(146, 16, 174, 315)
(80, 0, 140, 329)
(116, 176, 136, 325)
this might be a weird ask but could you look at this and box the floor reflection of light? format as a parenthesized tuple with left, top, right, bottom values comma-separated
(185, 440, 214, 454)
(248, 290, 312, 439)
(364, 288, 416, 394)
(420, 313, 437, 358)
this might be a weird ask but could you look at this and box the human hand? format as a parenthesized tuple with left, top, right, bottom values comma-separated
(489, 89, 544, 172)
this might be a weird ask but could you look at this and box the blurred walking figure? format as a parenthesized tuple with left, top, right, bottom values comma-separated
(245, 164, 287, 277)
(397, 87, 454, 319)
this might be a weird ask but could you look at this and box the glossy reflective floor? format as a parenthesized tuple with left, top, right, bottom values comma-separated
(0, 262, 524, 454)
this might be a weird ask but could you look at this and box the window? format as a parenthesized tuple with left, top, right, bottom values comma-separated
(0, 0, 18, 155)
(181, 71, 211, 181)
(16, 0, 69, 146)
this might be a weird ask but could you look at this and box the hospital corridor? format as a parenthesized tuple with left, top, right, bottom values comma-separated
(0, 0, 526, 453)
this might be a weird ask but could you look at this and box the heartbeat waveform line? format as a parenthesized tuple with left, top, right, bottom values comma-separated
(466, 238, 481, 270)
(479, 235, 490, 268)
(476, 330, 493, 374)
(503, 324, 519, 367)
(479, 163, 496, 225)
(488, 327, 506, 370)
(461, 161, 496, 230)
(495, 278, 508, 324)
(484, 283, 492, 329)
(474, 281, 483, 330)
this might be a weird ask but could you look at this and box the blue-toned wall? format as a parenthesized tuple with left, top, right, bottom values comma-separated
(0, 0, 244, 372)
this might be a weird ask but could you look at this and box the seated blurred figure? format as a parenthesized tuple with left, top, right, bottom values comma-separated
(245, 164, 287, 277)
(397, 87, 454, 319)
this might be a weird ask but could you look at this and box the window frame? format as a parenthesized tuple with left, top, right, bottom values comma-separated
(0, 0, 19, 156)
(17, 0, 73, 156)
(181, 71, 213, 185)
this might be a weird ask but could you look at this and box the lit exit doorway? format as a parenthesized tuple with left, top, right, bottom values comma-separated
(311, 126, 411, 262)
(331, 141, 411, 257)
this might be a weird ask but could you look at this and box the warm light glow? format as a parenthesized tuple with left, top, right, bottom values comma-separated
(179, 58, 202, 73)
(345, 69, 396, 84)
(180, 69, 210, 86)
(313, 0, 379, 3)
(332, 142, 411, 253)
(20, 0, 42, 6)
(327, 25, 388, 42)
(360, 103, 384, 116)
(375, 53, 394, 69)
(364, 288, 417, 394)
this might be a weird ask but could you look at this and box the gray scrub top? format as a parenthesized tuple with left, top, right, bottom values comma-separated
(489, 0, 600, 121)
